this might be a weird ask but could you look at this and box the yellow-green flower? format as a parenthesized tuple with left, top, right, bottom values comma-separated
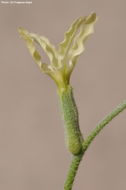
(18, 13, 97, 93)
(18, 13, 97, 155)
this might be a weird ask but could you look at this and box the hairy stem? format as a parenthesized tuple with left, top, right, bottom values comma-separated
(83, 100, 126, 150)
(64, 153, 84, 190)
(64, 100, 126, 190)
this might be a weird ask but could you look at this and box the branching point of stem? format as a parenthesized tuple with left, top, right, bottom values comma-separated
(64, 100, 126, 190)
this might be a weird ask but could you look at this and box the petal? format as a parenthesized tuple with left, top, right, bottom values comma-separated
(18, 27, 58, 74)
(58, 16, 85, 57)
(68, 13, 97, 73)
(18, 27, 42, 69)
(30, 33, 58, 66)
(69, 13, 97, 59)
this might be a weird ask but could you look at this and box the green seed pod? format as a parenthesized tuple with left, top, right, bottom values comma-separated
(59, 85, 83, 155)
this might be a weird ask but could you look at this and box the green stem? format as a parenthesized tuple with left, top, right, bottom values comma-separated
(64, 153, 84, 190)
(83, 100, 126, 151)
(64, 100, 126, 190)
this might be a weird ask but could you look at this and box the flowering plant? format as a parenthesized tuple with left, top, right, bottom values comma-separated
(18, 13, 126, 190)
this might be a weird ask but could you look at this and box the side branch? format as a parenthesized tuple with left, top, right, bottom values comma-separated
(83, 100, 126, 151)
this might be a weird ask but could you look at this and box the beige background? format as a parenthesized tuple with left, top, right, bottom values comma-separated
(0, 0, 126, 190)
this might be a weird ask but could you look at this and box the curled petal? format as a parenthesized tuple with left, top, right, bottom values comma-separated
(30, 33, 58, 66)
(69, 13, 97, 59)
(58, 17, 84, 57)
(18, 27, 42, 69)
(18, 27, 58, 69)
(68, 13, 97, 72)
(58, 13, 97, 75)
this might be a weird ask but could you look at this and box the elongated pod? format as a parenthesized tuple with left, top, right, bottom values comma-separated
(58, 86, 83, 155)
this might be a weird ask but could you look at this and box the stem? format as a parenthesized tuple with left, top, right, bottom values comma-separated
(64, 100, 126, 190)
(64, 153, 84, 190)
(83, 100, 126, 151)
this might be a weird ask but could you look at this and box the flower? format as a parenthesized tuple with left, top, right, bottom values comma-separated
(18, 13, 97, 93)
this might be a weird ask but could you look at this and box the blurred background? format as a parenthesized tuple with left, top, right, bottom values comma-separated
(0, 0, 126, 190)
